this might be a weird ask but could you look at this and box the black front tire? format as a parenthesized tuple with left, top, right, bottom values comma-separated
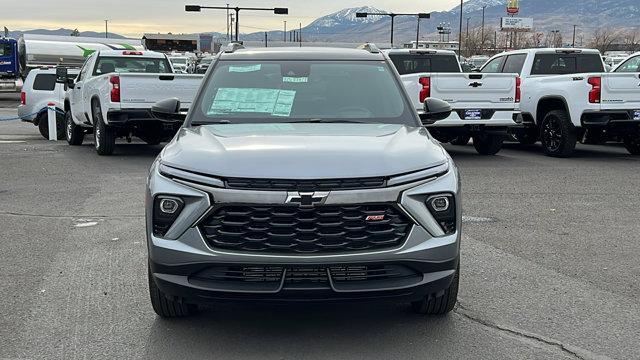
(472, 133, 503, 155)
(623, 135, 640, 155)
(540, 110, 577, 158)
(411, 267, 459, 315)
(37, 112, 65, 140)
(450, 135, 471, 146)
(92, 101, 116, 156)
(65, 110, 84, 146)
(148, 267, 196, 318)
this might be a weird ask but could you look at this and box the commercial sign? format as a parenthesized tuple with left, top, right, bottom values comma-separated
(507, 0, 520, 15)
(501, 17, 533, 30)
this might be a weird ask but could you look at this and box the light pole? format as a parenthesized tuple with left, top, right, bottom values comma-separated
(226, 4, 229, 41)
(299, 22, 302, 47)
(572, 25, 577, 47)
(415, 13, 430, 48)
(186, 5, 288, 42)
(283, 20, 287, 42)
(481, 5, 486, 53)
(356, 12, 429, 48)
(466, 17, 471, 55)
(104, 19, 108, 38)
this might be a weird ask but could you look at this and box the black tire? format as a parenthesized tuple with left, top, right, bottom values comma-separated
(472, 133, 503, 155)
(37, 112, 65, 140)
(92, 100, 116, 156)
(582, 129, 606, 145)
(65, 110, 84, 146)
(513, 128, 538, 145)
(623, 135, 640, 155)
(148, 266, 196, 318)
(411, 267, 459, 315)
(540, 110, 577, 158)
(450, 135, 471, 146)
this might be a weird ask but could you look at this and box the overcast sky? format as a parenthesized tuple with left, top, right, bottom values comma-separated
(4, 0, 468, 37)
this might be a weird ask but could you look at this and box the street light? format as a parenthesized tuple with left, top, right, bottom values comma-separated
(186, 4, 288, 42)
(356, 12, 429, 48)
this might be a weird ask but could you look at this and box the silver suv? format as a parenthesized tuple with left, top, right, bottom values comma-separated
(146, 45, 461, 317)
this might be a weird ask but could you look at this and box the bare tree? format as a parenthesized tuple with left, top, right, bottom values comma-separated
(589, 28, 621, 53)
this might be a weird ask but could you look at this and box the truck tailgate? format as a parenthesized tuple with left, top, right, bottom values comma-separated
(601, 73, 640, 111)
(401, 73, 518, 110)
(118, 73, 204, 108)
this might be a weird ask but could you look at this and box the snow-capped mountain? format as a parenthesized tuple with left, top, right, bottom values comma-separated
(307, 6, 386, 27)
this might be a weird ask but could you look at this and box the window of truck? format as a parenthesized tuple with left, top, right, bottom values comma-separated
(531, 54, 604, 75)
(388, 54, 460, 74)
(92, 57, 172, 75)
(614, 56, 640, 73)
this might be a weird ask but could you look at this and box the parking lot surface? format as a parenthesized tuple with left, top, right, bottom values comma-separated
(1, 100, 639, 359)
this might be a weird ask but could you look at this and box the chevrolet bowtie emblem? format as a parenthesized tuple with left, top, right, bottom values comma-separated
(285, 191, 329, 207)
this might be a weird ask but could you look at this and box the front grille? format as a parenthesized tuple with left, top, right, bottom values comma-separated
(200, 204, 412, 254)
(225, 177, 386, 191)
(190, 265, 418, 285)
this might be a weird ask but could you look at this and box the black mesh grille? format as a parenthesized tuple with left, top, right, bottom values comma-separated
(225, 177, 386, 191)
(200, 204, 412, 254)
(190, 265, 417, 284)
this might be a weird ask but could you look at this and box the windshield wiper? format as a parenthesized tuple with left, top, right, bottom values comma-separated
(190, 119, 233, 125)
(289, 119, 365, 124)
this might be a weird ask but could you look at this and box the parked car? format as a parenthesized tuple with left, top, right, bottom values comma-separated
(385, 48, 521, 155)
(59, 50, 204, 155)
(482, 48, 640, 157)
(195, 56, 214, 74)
(168, 56, 193, 74)
(146, 44, 461, 318)
(611, 52, 640, 73)
(18, 67, 79, 139)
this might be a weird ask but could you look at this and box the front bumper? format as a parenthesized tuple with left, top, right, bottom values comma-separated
(146, 160, 461, 303)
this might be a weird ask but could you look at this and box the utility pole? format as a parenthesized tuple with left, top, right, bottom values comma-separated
(299, 22, 302, 47)
(226, 4, 230, 41)
(283, 20, 287, 42)
(265, 32, 268, 47)
(458, 0, 463, 61)
(415, 15, 421, 48)
(104, 19, 108, 38)
(466, 17, 471, 55)
(229, 14, 234, 40)
(572, 25, 577, 47)
(481, 5, 486, 54)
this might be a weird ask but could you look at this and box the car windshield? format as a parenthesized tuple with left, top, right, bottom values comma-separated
(189, 60, 418, 126)
(93, 56, 172, 75)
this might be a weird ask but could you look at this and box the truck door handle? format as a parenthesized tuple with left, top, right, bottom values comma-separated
(469, 82, 483, 87)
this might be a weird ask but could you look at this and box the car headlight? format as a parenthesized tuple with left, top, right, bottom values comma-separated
(153, 195, 185, 237)
(426, 193, 456, 235)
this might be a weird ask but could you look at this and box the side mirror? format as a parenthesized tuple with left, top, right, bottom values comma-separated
(151, 98, 186, 121)
(419, 98, 452, 125)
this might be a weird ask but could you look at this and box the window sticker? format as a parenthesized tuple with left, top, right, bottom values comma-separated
(228, 64, 262, 73)
(283, 76, 308, 83)
(208, 88, 296, 117)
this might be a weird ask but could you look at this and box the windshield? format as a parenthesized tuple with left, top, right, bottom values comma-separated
(171, 58, 188, 64)
(188, 60, 418, 127)
(93, 56, 172, 75)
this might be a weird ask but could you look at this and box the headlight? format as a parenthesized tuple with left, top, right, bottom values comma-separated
(426, 193, 456, 235)
(153, 195, 185, 236)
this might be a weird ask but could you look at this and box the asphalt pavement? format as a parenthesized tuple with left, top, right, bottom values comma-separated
(1, 102, 639, 360)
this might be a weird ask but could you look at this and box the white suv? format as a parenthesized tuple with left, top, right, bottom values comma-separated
(18, 68, 79, 139)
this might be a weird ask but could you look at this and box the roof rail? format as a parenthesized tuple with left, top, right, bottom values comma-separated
(357, 43, 380, 54)
(224, 42, 245, 53)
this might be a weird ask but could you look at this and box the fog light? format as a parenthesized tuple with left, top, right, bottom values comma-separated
(160, 198, 180, 214)
(426, 194, 456, 235)
(153, 196, 184, 237)
(430, 196, 450, 212)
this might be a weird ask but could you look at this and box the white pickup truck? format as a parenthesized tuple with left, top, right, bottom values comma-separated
(386, 49, 521, 155)
(58, 50, 203, 155)
(482, 48, 640, 157)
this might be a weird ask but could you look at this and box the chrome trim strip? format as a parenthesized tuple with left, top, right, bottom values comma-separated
(159, 163, 225, 188)
(387, 163, 449, 187)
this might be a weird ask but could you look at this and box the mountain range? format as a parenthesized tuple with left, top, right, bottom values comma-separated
(7, 0, 640, 45)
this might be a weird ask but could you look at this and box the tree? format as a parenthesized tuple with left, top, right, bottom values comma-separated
(589, 28, 621, 53)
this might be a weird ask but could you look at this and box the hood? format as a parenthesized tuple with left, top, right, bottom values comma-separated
(160, 123, 448, 179)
